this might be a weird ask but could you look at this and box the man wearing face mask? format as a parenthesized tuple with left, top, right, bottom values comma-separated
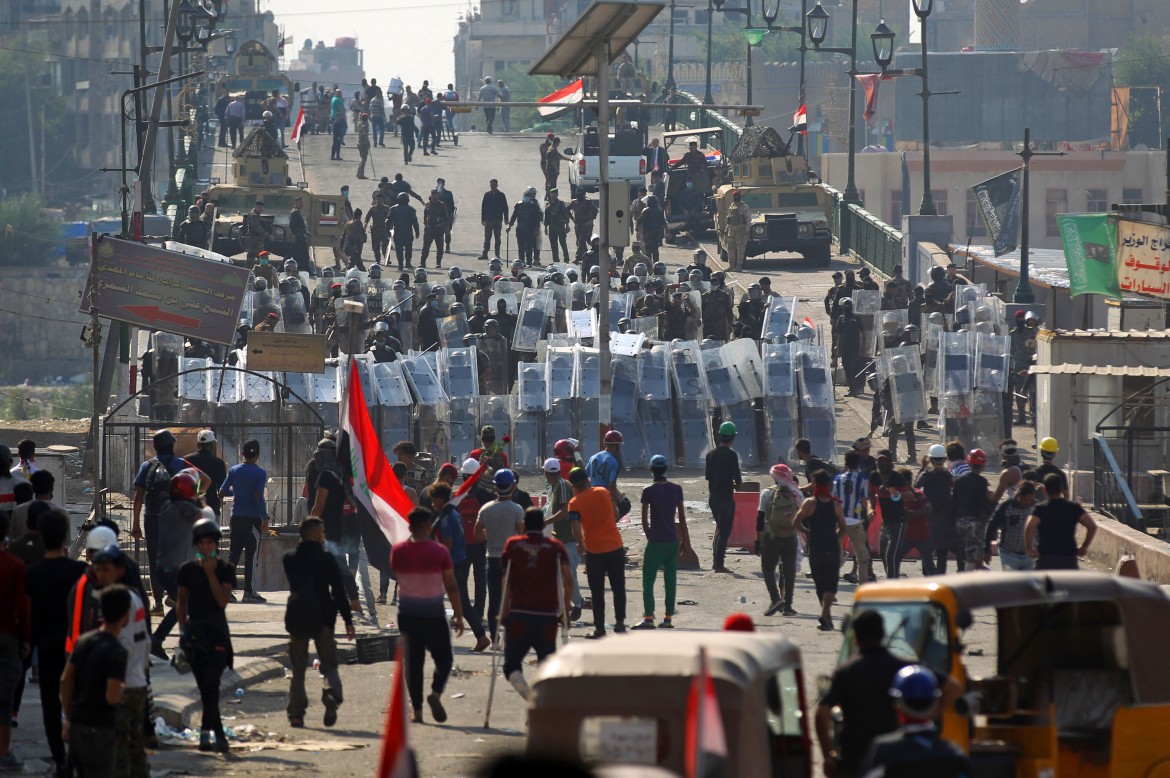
(417, 291, 442, 351)
(869, 450, 907, 580)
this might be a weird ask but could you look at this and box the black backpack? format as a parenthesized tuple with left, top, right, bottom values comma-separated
(143, 457, 182, 515)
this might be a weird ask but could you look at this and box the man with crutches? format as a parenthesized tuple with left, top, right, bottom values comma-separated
(497, 507, 572, 701)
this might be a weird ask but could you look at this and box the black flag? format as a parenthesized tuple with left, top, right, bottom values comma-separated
(970, 167, 1023, 257)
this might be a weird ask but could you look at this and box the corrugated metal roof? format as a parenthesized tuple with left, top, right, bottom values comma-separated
(1039, 329, 1170, 340)
(1030, 364, 1170, 377)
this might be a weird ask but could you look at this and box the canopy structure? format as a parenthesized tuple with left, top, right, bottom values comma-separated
(729, 126, 792, 162)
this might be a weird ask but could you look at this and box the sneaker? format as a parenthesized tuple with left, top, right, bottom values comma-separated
(783, 606, 798, 617)
(198, 732, 213, 752)
(150, 603, 164, 615)
(323, 691, 339, 727)
(613, 622, 627, 634)
(241, 592, 267, 604)
(765, 600, 785, 617)
(585, 630, 606, 640)
(658, 618, 674, 629)
(631, 619, 656, 630)
(164, 596, 176, 609)
(426, 692, 447, 723)
(472, 635, 491, 653)
(842, 573, 859, 584)
(570, 606, 582, 621)
(0, 752, 22, 771)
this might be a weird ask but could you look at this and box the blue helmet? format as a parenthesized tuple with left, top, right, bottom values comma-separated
(650, 454, 669, 469)
(493, 468, 516, 489)
(889, 665, 940, 715)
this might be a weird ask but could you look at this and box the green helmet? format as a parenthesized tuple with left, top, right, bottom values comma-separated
(718, 422, 737, 437)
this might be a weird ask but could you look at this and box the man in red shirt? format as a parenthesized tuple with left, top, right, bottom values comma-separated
(0, 515, 32, 771)
(499, 508, 572, 700)
(389, 508, 465, 724)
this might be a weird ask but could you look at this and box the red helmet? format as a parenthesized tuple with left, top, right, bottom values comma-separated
(604, 430, 624, 445)
(967, 448, 987, 467)
(169, 472, 198, 501)
(553, 439, 575, 459)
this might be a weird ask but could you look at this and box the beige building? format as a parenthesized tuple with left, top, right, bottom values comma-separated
(822, 148, 1168, 250)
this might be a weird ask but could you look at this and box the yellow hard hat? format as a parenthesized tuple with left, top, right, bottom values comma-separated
(1039, 437, 1059, 455)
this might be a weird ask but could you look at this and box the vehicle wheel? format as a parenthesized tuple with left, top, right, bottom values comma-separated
(814, 243, 832, 267)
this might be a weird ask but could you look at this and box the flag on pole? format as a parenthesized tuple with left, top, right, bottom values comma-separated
(340, 359, 412, 545)
(290, 106, 305, 145)
(802, 316, 816, 330)
(685, 647, 728, 778)
(450, 458, 489, 508)
(537, 78, 585, 120)
(791, 104, 808, 134)
(377, 643, 416, 778)
(970, 167, 1023, 257)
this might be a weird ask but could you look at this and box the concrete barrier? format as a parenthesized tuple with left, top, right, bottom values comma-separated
(1084, 511, 1170, 585)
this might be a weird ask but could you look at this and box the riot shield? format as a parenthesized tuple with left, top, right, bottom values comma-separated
(279, 292, 312, 334)
(851, 289, 880, 356)
(208, 363, 243, 405)
(611, 355, 648, 468)
(967, 295, 1007, 335)
(952, 283, 987, 327)
(761, 295, 798, 343)
(546, 347, 577, 446)
(333, 294, 368, 330)
(630, 314, 660, 341)
(684, 290, 704, 342)
(607, 292, 632, 331)
(251, 287, 279, 324)
(488, 293, 519, 316)
(975, 333, 1011, 393)
(476, 393, 512, 460)
(179, 357, 212, 402)
(372, 360, 413, 457)
(796, 344, 837, 461)
(762, 343, 798, 464)
(438, 313, 470, 349)
(383, 288, 414, 350)
(873, 309, 909, 355)
(513, 288, 555, 354)
(638, 345, 674, 466)
(922, 318, 944, 397)
(721, 338, 765, 400)
(576, 347, 604, 450)
(365, 279, 389, 316)
(969, 390, 1004, 470)
(513, 363, 548, 470)
(701, 345, 758, 466)
(149, 332, 183, 420)
(566, 308, 598, 341)
(441, 346, 480, 461)
(939, 331, 974, 397)
(669, 340, 713, 467)
(879, 345, 928, 424)
(401, 355, 451, 463)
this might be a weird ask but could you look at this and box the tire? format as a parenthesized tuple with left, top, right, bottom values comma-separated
(813, 243, 832, 267)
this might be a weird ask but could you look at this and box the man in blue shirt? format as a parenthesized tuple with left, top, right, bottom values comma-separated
(587, 430, 624, 508)
(430, 484, 490, 652)
(220, 439, 269, 603)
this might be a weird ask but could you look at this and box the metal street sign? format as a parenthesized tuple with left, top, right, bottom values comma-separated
(81, 235, 250, 345)
(246, 331, 328, 373)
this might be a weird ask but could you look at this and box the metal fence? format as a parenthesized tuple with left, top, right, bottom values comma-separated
(1092, 433, 1145, 531)
(821, 184, 903, 275)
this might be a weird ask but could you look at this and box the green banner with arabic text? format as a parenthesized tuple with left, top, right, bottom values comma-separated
(1058, 213, 1119, 298)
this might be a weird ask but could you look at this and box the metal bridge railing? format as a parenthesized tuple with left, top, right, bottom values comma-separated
(1092, 433, 1145, 531)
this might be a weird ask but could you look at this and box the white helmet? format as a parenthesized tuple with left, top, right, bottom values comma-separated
(460, 458, 480, 475)
(85, 526, 118, 551)
(928, 444, 947, 459)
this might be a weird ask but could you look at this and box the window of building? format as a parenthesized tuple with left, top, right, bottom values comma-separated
(889, 192, 904, 227)
(694, 10, 710, 25)
(966, 191, 986, 238)
(1122, 187, 1144, 204)
(1045, 188, 1067, 237)
(1086, 188, 1109, 213)
(501, 0, 518, 17)
(931, 190, 947, 216)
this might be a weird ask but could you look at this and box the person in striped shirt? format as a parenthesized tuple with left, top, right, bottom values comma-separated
(833, 450, 872, 584)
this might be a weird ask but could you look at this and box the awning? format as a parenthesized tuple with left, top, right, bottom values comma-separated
(1029, 363, 1170, 377)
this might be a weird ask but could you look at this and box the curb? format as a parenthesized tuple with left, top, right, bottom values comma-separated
(153, 657, 288, 730)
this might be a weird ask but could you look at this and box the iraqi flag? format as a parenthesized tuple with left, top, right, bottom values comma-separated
(450, 457, 489, 508)
(685, 647, 728, 778)
(791, 104, 808, 134)
(802, 316, 817, 330)
(290, 106, 305, 145)
(339, 358, 412, 545)
(538, 78, 584, 120)
(377, 643, 417, 778)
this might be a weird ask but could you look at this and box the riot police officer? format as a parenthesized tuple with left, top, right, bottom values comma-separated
(833, 298, 866, 396)
(388, 192, 420, 270)
(702, 272, 734, 341)
(686, 248, 712, 281)
(735, 284, 766, 340)
(507, 186, 543, 268)
(543, 188, 571, 265)
(1010, 310, 1039, 424)
(177, 205, 209, 249)
(365, 193, 392, 264)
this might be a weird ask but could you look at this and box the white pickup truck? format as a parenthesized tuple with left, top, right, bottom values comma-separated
(567, 126, 646, 195)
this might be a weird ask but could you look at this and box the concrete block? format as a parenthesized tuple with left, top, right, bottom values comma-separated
(253, 534, 299, 592)
(1084, 512, 1170, 585)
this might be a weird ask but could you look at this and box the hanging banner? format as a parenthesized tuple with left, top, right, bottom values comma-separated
(970, 167, 1022, 257)
(1058, 213, 1120, 298)
(1115, 217, 1170, 299)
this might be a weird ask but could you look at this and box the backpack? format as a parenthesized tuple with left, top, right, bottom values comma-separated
(143, 456, 181, 515)
(284, 560, 321, 638)
(763, 486, 800, 538)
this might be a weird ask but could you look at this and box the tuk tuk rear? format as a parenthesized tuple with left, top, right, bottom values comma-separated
(843, 572, 1170, 778)
(527, 631, 811, 777)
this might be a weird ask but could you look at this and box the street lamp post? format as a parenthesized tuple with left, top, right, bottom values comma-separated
(1013, 127, 1065, 304)
(664, 0, 678, 93)
(703, 0, 716, 105)
(912, 0, 938, 215)
(711, 0, 757, 125)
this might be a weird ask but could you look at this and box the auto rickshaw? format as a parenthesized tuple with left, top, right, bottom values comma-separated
(841, 571, 1170, 778)
(527, 631, 812, 777)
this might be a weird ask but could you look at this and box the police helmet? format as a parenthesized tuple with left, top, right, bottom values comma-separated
(485, 318, 499, 330)
(397, 192, 409, 203)
(566, 268, 579, 282)
(448, 266, 462, 279)
(414, 267, 428, 282)
(652, 261, 667, 277)
(254, 277, 268, 291)
(369, 264, 382, 277)
(322, 266, 336, 278)
(374, 321, 390, 333)
(489, 258, 503, 272)
(625, 276, 641, 290)
(633, 263, 648, 278)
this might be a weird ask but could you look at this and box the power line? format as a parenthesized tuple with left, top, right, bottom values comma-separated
(0, 388, 91, 417)
(0, 43, 131, 66)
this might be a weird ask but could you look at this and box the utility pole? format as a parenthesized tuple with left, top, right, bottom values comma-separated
(25, 74, 37, 198)
(1013, 127, 1065, 304)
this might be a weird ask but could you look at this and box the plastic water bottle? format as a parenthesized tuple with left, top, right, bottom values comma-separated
(313, 658, 320, 671)
(234, 688, 244, 702)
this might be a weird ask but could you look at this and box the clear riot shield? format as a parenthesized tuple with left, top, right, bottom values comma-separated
(851, 289, 881, 356)
(251, 287, 279, 324)
(879, 345, 928, 424)
(610, 355, 648, 468)
(313, 277, 335, 322)
(922, 318, 944, 396)
(546, 347, 576, 447)
(441, 346, 480, 462)
(488, 293, 519, 316)
(179, 357, 211, 402)
(401, 355, 450, 464)
(476, 393, 512, 461)
(721, 338, 765, 401)
(796, 344, 837, 461)
(684, 290, 704, 342)
(279, 292, 312, 334)
(701, 345, 758, 466)
(968, 295, 1007, 335)
(365, 279, 389, 317)
(975, 333, 1011, 393)
(150, 332, 183, 421)
(638, 345, 674, 465)
(873, 308, 909, 355)
(513, 288, 554, 354)
(372, 360, 414, 457)
(630, 314, 660, 341)
(761, 296, 798, 343)
(762, 342, 798, 465)
(438, 312, 469, 349)
(969, 390, 1004, 470)
(568, 281, 589, 312)
(309, 365, 341, 433)
(576, 347, 603, 450)
(669, 340, 713, 467)
(513, 363, 548, 470)
(493, 278, 523, 298)
(383, 288, 414, 350)
(280, 370, 321, 456)
(608, 292, 633, 331)
(333, 294, 368, 331)
(939, 331, 974, 397)
(952, 283, 987, 327)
